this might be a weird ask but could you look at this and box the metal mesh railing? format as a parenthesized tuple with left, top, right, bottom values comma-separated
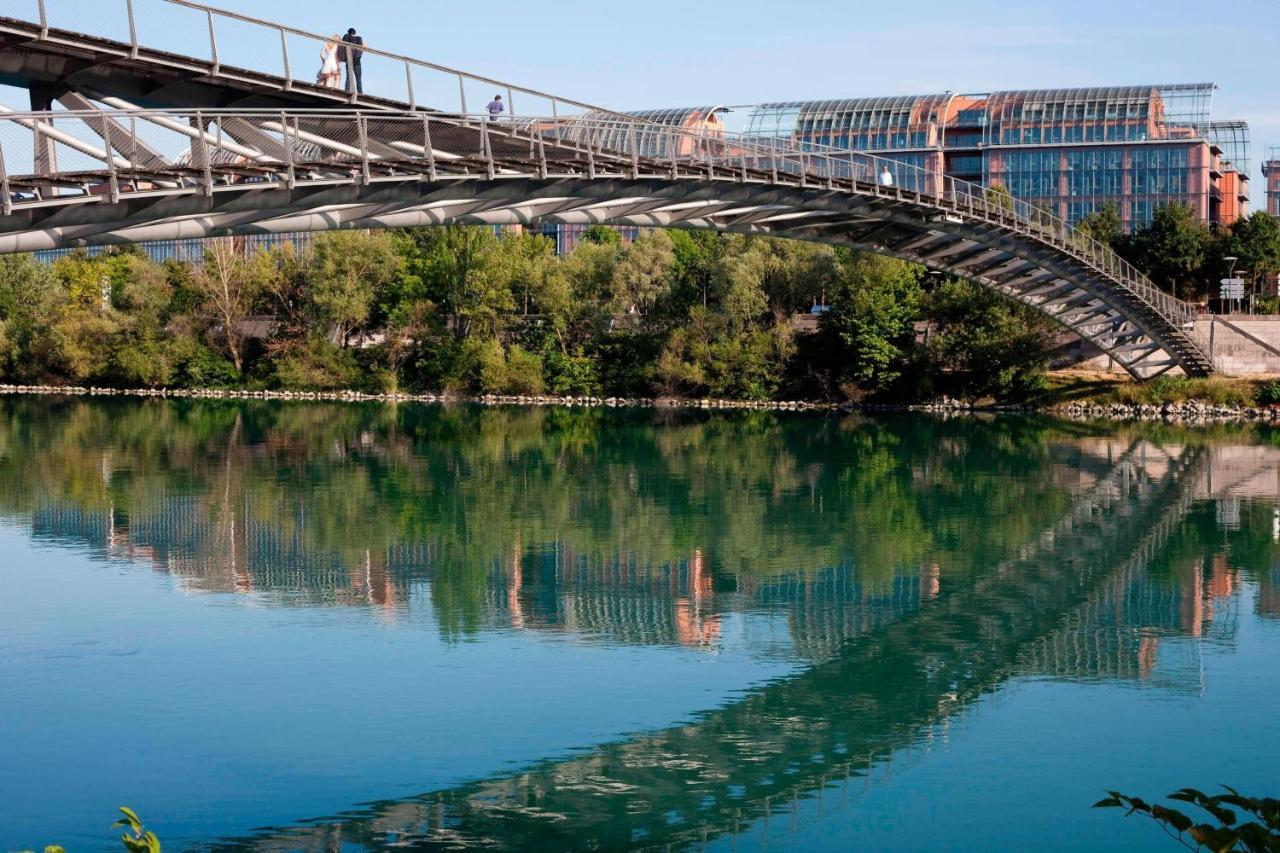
(0, 108, 1201, 340)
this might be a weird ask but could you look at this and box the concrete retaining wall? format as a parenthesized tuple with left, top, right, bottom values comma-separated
(1054, 316, 1280, 377)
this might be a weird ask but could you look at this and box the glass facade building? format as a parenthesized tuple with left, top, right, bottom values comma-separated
(1265, 147, 1280, 218)
(33, 231, 314, 265)
(742, 84, 1251, 231)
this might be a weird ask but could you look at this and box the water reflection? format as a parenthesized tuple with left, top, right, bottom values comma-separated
(1, 398, 1277, 850)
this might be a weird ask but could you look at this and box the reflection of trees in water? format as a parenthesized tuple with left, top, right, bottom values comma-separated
(0, 399, 1084, 623)
(201, 441, 1244, 851)
(3, 399, 1277, 849)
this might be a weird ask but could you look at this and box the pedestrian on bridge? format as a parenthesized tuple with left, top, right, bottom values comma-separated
(879, 165, 894, 188)
(319, 36, 341, 88)
(486, 95, 505, 121)
(342, 28, 364, 94)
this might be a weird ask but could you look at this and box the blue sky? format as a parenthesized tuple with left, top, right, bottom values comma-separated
(8, 0, 1278, 201)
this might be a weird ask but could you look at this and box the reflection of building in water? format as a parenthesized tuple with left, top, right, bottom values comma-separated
(22, 485, 1274, 683)
(25, 496, 943, 661)
(1019, 554, 1240, 692)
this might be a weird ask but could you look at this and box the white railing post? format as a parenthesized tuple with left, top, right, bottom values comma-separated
(126, 0, 138, 57)
(280, 111, 295, 188)
(422, 115, 437, 181)
(206, 11, 220, 75)
(357, 115, 371, 184)
(480, 116, 495, 180)
(0, 142, 11, 216)
(193, 111, 213, 194)
(629, 122, 639, 180)
(99, 113, 120, 203)
(537, 128, 547, 180)
(280, 28, 292, 89)
(457, 76, 467, 115)
(404, 61, 415, 109)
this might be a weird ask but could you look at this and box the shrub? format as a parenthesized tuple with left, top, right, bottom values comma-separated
(268, 338, 362, 390)
(1256, 380, 1280, 407)
(503, 345, 546, 395)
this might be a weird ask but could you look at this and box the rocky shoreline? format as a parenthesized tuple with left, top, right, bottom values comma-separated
(2, 384, 1278, 424)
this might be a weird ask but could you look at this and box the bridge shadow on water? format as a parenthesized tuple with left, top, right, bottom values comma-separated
(1, 398, 1275, 850)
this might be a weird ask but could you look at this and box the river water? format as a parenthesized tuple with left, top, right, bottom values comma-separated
(1, 398, 1277, 851)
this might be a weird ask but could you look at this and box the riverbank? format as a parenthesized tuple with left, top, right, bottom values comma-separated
(6, 374, 1280, 423)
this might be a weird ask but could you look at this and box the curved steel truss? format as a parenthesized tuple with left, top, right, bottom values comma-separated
(0, 107, 1212, 378)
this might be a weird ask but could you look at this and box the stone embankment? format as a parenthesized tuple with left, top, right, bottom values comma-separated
(0, 384, 839, 412)
(1051, 400, 1280, 422)
(3, 384, 1279, 423)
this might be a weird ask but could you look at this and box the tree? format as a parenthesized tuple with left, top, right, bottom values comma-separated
(985, 183, 1015, 212)
(191, 238, 258, 372)
(1224, 211, 1280, 283)
(1122, 204, 1210, 300)
(397, 226, 511, 341)
(613, 229, 676, 315)
(819, 253, 923, 392)
(664, 229, 722, 313)
(923, 277, 1054, 399)
(309, 230, 400, 346)
(251, 242, 309, 338)
(0, 255, 59, 380)
(1075, 203, 1123, 249)
(580, 224, 622, 246)
(712, 242, 770, 331)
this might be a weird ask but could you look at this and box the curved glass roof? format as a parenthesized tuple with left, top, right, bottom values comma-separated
(555, 106, 729, 160)
(739, 84, 1222, 152)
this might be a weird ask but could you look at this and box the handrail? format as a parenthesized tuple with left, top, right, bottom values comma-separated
(0, 107, 1204, 350)
(23, 0, 633, 120)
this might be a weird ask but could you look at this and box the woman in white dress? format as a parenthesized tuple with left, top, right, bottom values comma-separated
(319, 37, 340, 88)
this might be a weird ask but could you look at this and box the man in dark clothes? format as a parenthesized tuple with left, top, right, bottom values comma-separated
(341, 28, 364, 94)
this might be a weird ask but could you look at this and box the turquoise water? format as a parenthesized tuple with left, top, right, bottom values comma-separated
(0, 398, 1277, 851)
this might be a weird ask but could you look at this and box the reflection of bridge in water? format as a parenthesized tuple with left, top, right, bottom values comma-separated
(188, 441, 1207, 850)
(18, 438, 1257, 850)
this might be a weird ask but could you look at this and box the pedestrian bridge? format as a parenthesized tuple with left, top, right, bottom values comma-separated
(0, 1, 1213, 378)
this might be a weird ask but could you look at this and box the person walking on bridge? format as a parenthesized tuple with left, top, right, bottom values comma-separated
(879, 165, 894, 188)
(486, 94, 505, 121)
(341, 28, 364, 94)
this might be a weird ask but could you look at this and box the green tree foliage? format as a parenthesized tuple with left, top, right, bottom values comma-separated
(922, 278, 1055, 400)
(1222, 212, 1280, 283)
(1120, 204, 1210, 300)
(579, 224, 622, 246)
(190, 238, 258, 373)
(0, 225, 1082, 401)
(1075, 202, 1123, 249)
(817, 253, 923, 393)
(114, 806, 161, 853)
(613, 229, 675, 314)
(307, 230, 400, 346)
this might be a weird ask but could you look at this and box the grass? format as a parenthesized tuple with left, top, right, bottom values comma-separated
(1028, 371, 1280, 409)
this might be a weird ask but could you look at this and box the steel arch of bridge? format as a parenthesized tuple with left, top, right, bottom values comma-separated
(0, 108, 1212, 378)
